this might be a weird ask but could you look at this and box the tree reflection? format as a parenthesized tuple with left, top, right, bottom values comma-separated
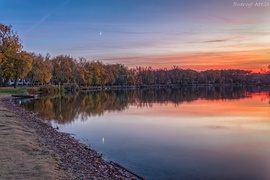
(20, 86, 270, 124)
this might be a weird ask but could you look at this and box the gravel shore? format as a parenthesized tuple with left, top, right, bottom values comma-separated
(0, 95, 139, 180)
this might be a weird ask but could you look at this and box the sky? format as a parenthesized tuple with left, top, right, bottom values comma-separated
(0, 0, 269, 72)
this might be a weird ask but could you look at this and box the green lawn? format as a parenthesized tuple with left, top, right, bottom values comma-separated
(0, 87, 27, 94)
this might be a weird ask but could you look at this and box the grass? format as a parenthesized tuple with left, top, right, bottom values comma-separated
(0, 87, 28, 94)
(0, 85, 62, 95)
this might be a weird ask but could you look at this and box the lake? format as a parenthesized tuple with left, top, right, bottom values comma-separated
(19, 86, 270, 180)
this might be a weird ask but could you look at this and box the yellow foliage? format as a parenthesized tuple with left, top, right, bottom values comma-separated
(32, 55, 53, 84)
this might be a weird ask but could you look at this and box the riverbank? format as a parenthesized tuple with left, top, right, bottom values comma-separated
(0, 94, 138, 179)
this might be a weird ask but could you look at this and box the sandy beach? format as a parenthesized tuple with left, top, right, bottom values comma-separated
(0, 95, 69, 179)
(0, 94, 138, 180)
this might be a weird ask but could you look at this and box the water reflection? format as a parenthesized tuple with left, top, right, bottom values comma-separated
(19, 86, 270, 179)
(20, 86, 270, 124)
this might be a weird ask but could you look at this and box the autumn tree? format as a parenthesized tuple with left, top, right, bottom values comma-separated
(0, 23, 33, 87)
(13, 51, 33, 87)
(105, 65, 116, 85)
(52, 55, 76, 84)
(0, 23, 21, 86)
(89, 61, 101, 85)
(1, 50, 33, 88)
(31, 53, 53, 84)
(73, 57, 87, 86)
(112, 64, 129, 85)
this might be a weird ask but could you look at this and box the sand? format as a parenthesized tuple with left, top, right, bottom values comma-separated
(0, 94, 139, 180)
(0, 95, 70, 179)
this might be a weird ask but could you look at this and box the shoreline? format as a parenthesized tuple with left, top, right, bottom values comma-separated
(0, 95, 139, 179)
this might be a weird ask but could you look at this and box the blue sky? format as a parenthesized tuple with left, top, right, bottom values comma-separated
(1, 0, 269, 71)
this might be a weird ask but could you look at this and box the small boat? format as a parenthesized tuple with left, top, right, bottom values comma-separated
(11, 94, 37, 99)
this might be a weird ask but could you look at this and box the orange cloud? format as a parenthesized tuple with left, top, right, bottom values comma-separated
(204, 39, 231, 43)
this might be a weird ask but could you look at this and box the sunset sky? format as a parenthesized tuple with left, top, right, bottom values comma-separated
(1, 0, 269, 71)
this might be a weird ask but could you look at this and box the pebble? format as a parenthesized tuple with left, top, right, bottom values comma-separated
(2, 98, 140, 180)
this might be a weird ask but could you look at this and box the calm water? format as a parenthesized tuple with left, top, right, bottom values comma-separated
(19, 87, 270, 180)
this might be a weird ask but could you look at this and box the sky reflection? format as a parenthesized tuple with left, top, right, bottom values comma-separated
(18, 88, 270, 179)
(41, 90, 270, 179)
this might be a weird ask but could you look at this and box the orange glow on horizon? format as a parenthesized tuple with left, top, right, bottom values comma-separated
(131, 92, 270, 121)
(102, 49, 270, 73)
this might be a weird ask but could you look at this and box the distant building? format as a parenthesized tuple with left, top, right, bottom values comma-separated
(6, 78, 32, 86)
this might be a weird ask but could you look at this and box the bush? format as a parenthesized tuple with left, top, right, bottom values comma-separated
(63, 83, 79, 92)
(27, 88, 38, 95)
(39, 85, 59, 95)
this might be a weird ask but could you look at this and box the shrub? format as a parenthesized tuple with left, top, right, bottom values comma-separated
(63, 83, 79, 92)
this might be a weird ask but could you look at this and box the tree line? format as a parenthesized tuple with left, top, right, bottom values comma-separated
(20, 87, 262, 124)
(1, 23, 269, 88)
